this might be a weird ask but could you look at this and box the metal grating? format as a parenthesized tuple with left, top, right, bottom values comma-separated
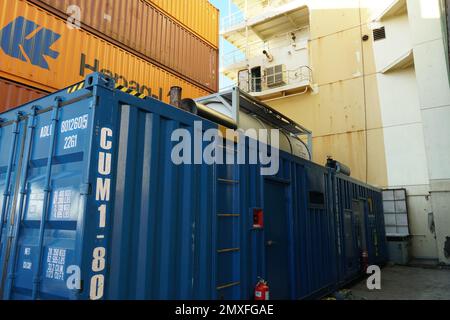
(383, 189, 410, 237)
(373, 26, 386, 41)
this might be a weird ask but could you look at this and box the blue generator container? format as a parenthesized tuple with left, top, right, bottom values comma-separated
(0, 74, 387, 300)
(215, 152, 387, 300)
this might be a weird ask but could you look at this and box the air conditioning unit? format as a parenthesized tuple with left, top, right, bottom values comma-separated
(265, 64, 287, 87)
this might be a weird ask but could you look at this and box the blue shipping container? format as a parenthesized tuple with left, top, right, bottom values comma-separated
(214, 151, 387, 300)
(0, 73, 387, 300)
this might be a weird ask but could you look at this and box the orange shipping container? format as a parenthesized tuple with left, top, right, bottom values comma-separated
(0, 78, 46, 113)
(28, 0, 218, 92)
(0, 0, 210, 104)
(147, 0, 219, 48)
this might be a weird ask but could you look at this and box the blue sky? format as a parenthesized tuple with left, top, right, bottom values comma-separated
(209, 0, 240, 90)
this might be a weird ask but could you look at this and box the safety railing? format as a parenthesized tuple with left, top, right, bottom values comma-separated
(220, 0, 291, 32)
(221, 10, 245, 32)
(239, 66, 313, 94)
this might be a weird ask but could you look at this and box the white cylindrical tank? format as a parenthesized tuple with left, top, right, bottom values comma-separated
(196, 101, 311, 160)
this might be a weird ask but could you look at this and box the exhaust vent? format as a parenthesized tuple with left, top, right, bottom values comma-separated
(373, 26, 386, 41)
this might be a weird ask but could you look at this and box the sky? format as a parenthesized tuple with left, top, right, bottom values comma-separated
(209, 0, 240, 90)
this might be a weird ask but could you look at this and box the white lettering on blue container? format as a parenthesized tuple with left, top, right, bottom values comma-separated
(39, 115, 88, 142)
(61, 115, 88, 133)
(46, 248, 67, 280)
(89, 127, 113, 300)
(40, 124, 52, 138)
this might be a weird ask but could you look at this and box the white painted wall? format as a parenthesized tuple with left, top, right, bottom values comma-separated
(242, 27, 311, 90)
(252, 28, 310, 73)
(407, 0, 450, 264)
(372, 14, 413, 73)
(375, 66, 437, 259)
(371, 7, 440, 260)
(376, 69, 429, 187)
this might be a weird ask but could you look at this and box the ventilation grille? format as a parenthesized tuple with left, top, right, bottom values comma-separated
(373, 27, 386, 41)
(266, 64, 286, 87)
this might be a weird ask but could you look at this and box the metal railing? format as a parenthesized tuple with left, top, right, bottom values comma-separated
(221, 10, 245, 31)
(220, 0, 291, 32)
(239, 66, 313, 94)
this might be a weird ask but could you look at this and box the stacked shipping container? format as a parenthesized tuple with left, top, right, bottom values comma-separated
(0, 79, 46, 114)
(148, 0, 219, 47)
(0, 0, 218, 110)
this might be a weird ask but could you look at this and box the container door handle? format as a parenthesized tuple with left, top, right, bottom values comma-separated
(266, 240, 277, 247)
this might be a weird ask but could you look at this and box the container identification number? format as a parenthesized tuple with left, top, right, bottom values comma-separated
(64, 135, 78, 150)
(61, 114, 88, 133)
(89, 127, 113, 300)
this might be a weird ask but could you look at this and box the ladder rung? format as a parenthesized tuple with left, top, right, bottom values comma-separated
(216, 282, 241, 291)
(217, 214, 240, 217)
(217, 248, 240, 254)
(218, 178, 239, 184)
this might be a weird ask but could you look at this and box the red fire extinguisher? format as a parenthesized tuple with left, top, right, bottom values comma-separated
(254, 279, 270, 301)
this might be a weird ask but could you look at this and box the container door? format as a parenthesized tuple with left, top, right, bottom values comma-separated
(264, 179, 290, 300)
(0, 98, 94, 300)
(0, 116, 27, 297)
(238, 69, 250, 93)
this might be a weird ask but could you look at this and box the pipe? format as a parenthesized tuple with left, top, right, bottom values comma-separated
(326, 157, 351, 176)
(262, 50, 274, 62)
(168, 86, 182, 109)
(181, 99, 237, 130)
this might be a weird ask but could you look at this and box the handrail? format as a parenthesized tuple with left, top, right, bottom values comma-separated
(221, 11, 245, 31)
(239, 66, 313, 94)
(221, 0, 291, 31)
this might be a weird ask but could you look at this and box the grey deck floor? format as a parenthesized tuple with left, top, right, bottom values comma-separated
(347, 265, 450, 300)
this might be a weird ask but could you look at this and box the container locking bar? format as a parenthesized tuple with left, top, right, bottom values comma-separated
(31, 99, 61, 300)
(4, 107, 39, 299)
(0, 114, 22, 245)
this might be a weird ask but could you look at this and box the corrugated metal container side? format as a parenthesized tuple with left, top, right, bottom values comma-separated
(146, 0, 219, 48)
(0, 73, 217, 300)
(0, 74, 387, 300)
(0, 0, 210, 103)
(0, 78, 46, 113)
(332, 174, 388, 284)
(214, 145, 387, 300)
(215, 150, 340, 300)
(28, 0, 218, 92)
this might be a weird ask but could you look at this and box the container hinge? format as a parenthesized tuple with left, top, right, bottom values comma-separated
(80, 184, 91, 196)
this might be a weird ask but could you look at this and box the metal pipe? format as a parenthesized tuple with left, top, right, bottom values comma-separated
(326, 157, 351, 176)
(169, 86, 182, 109)
(181, 99, 237, 130)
